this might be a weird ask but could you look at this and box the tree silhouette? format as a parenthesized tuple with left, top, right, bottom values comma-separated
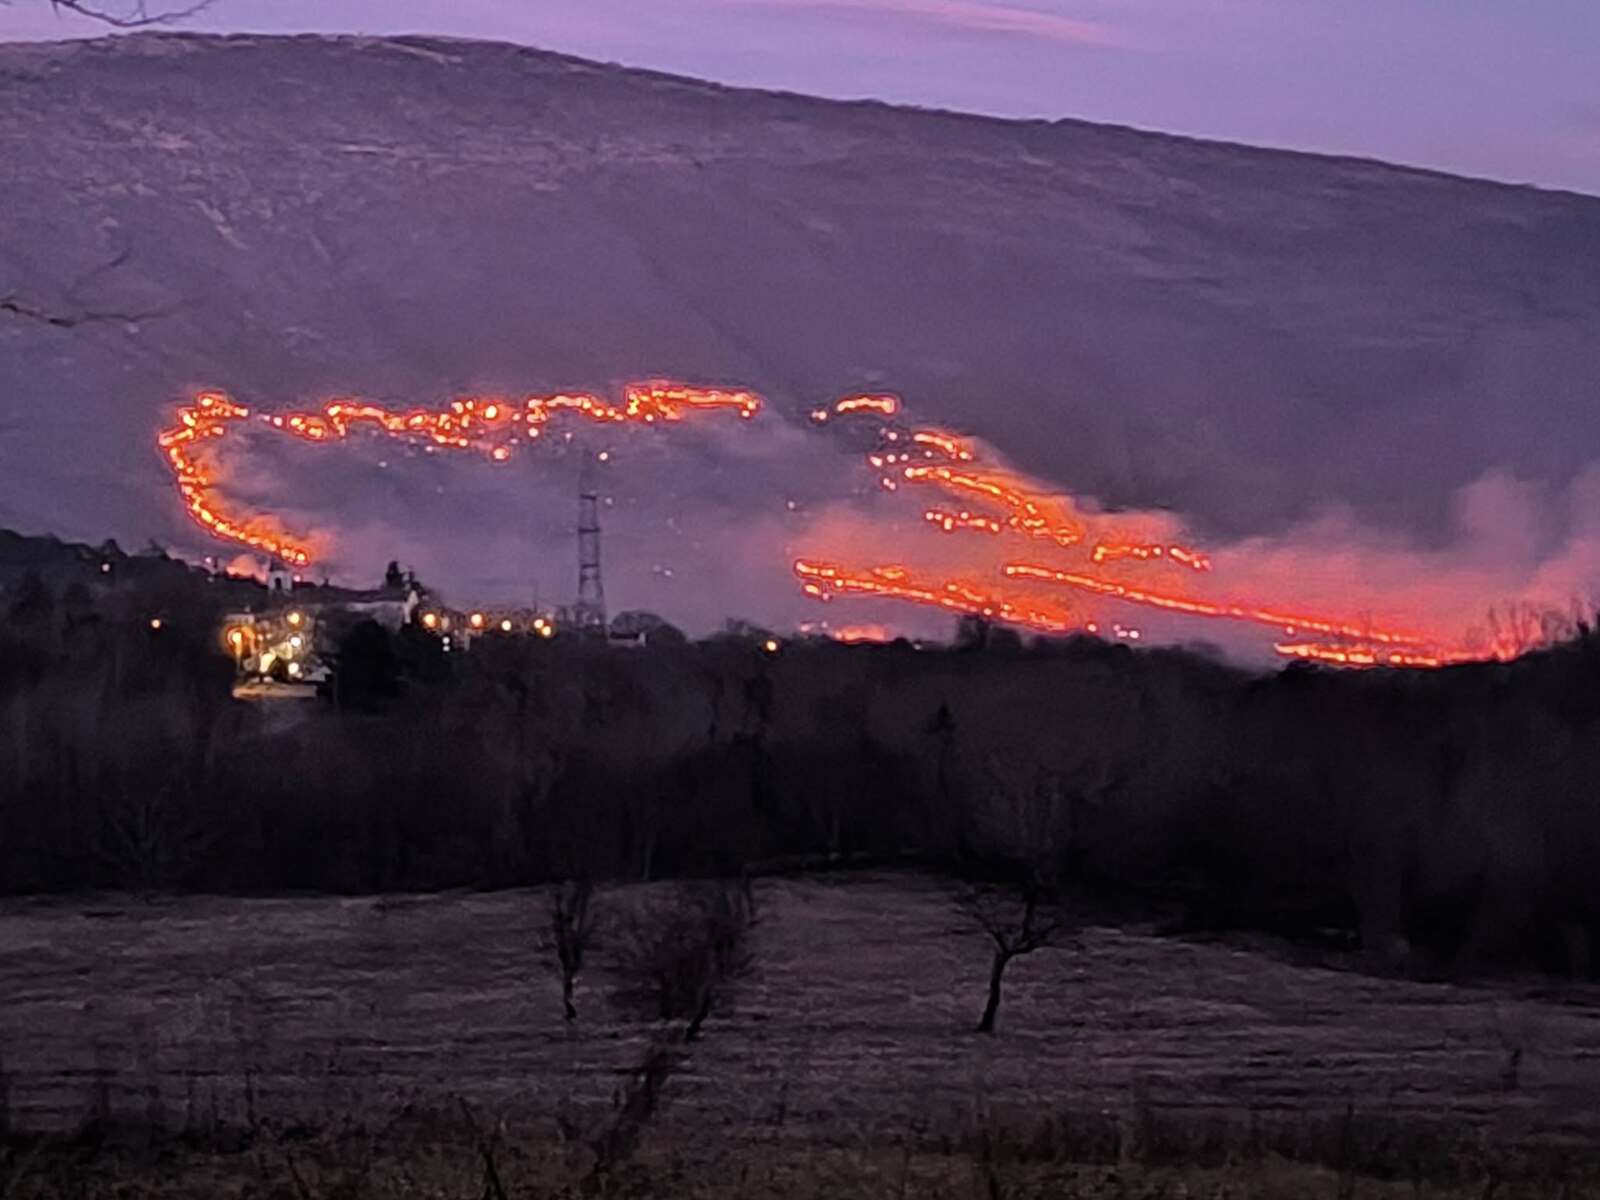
(0, 0, 215, 28)
(547, 879, 598, 1021)
(331, 619, 401, 712)
(956, 868, 1069, 1034)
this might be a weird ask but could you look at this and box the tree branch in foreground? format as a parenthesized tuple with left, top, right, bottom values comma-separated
(40, 0, 215, 28)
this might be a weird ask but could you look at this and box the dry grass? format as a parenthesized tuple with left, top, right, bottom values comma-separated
(5, 877, 1599, 1150)
(3, 1129, 1596, 1200)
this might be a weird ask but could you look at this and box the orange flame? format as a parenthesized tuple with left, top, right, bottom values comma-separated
(1002, 563, 1432, 649)
(795, 559, 1074, 634)
(158, 381, 1500, 668)
(156, 382, 760, 568)
(833, 393, 900, 417)
(1091, 542, 1212, 572)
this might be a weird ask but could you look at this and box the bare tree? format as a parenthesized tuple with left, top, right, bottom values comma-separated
(581, 880, 756, 1190)
(955, 866, 1070, 1034)
(0, 0, 215, 29)
(547, 878, 598, 1021)
(609, 879, 755, 1042)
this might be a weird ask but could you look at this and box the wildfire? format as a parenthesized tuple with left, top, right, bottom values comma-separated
(157, 391, 314, 567)
(1091, 542, 1212, 572)
(832, 393, 900, 417)
(156, 382, 762, 569)
(900, 465, 1082, 547)
(795, 559, 1074, 634)
(157, 379, 1499, 669)
(1001, 563, 1430, 647)
(794, 400, 1487, 665)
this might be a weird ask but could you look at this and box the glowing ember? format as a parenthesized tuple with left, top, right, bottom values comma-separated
(1091, 542, 1212, 572)
(901, 464, 1082, 547)
(157, 379, 1503, 668)
(155, 382, 761, 570)
(1001, 563, 1427, 647)
(794, 559, 1074, 634)
(832, 394, 900, 417)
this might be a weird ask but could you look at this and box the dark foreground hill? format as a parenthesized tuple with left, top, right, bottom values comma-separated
(1, 33, 1598, 621)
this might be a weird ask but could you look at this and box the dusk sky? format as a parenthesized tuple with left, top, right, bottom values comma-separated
(2, 0, 1597, 196)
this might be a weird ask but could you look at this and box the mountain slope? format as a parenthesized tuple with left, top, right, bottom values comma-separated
(1, 33, 1597, 622)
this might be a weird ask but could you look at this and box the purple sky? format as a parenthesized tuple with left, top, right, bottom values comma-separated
(3, 0, 1598, 195)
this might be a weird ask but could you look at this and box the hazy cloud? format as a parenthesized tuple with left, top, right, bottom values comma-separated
(732, 0, 1119, 46)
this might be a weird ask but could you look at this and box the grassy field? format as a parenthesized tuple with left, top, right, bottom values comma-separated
(6, 1139, 1600, 1199)
(3, 874, 1598, 1179)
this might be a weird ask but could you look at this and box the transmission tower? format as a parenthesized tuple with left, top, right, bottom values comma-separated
(574, 452, 607, 634)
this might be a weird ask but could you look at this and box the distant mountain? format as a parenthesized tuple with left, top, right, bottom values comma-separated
(1, 33, 1597, 629)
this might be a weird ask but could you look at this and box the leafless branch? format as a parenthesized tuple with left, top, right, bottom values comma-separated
(609, 880, 755, 1041)
(954, 866, 1073, 1033)
(956, 871, 1069, 958)
(36, 0, 216, 28)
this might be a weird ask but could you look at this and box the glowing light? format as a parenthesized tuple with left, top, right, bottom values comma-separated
(833, 394, 899, 417)
(500, 618, 513, 633)
(286, 611, 302, 627)
(794, 559, 1074, 634)
(159, 383, 1489, 669)
(901, 464, 1082, 548)
(1092, 542, 1212, 572)
(833, 624, 890, 643)
(1002, 563, 1426, 648)
(287, 661, 302, 678)
(148, 618, 162, 630)
(763, 638, 780, 653)
(910, 430, 974, 461)
(785, 397, 1480, 665)
(155, 381, 761, 570)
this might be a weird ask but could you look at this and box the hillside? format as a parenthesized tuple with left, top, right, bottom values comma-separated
(1, 33, 1597, 627)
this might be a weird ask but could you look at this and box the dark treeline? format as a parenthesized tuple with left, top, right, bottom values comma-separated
(2, 551, 1599, 979)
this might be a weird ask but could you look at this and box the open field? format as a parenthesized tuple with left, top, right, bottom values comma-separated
(4, 873, 1599, 1158)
